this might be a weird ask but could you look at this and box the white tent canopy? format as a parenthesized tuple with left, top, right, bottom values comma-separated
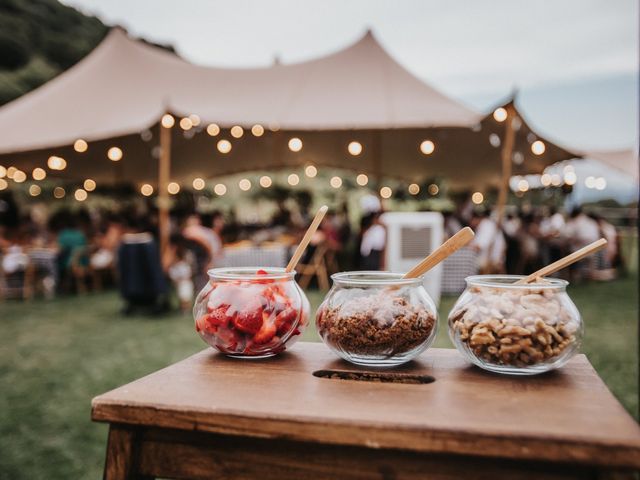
(581, 149, 639, 182)
(0, 28, 482, 154)
(0, 28, 580, 195)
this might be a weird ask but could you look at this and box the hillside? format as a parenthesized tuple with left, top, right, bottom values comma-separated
(0, 0, 174, 106)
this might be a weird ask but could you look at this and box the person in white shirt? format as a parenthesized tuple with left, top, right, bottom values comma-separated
(564, 208, 601, 281)
(471, 211, 506, 273)
(564, 208, 600, 249)
(359, 213, 386, 270)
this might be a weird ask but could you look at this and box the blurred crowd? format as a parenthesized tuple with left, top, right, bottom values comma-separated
(450, 206, 622, 280)
(0, 197, 627, 311)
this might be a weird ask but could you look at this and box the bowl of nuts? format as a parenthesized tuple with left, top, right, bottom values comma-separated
(316, 271, 438, 367)
(448, 275, 583, 375)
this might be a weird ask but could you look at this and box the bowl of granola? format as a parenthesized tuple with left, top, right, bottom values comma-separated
(316, 272, 437, 367)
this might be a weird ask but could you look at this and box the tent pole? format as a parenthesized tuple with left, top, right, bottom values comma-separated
(496, 105, 516, 224)
(158, 120, 172, 257)
(373, 130, 382, 190)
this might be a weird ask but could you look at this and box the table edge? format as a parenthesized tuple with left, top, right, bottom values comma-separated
(91, 401, 640, 469)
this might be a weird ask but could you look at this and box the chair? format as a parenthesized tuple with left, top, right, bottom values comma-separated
(296, 243, 331, 291)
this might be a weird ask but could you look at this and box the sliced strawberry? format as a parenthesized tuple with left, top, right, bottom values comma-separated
(254, 320, 276, 344)
(216, 326, 241, 352)
(257, 269, 268, 275)
(208, 306, 230, 326)
(232, 307, 263, 334)
(275, 307, 298, 334)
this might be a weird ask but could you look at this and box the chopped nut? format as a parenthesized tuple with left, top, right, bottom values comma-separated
(450, 285, 579, 369)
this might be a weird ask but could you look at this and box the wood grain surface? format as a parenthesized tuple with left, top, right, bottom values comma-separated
(92, 343, 640, 469)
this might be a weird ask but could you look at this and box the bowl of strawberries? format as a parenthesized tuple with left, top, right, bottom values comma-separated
(193, 267, 310, 358)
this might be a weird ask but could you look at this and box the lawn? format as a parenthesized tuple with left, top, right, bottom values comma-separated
(0, 274, 637, 479)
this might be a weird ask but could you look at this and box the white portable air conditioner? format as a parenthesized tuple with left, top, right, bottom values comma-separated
(380, 212, 444, 304)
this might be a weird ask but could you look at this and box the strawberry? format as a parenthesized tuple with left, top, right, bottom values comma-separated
(253, 320, 276, 344)
(256, 269, 268, 275)
(232, 307, 263, 334)
(216, 326, 241, 352)
(275, 307, 298, 334)
(208, 306, 230, 326)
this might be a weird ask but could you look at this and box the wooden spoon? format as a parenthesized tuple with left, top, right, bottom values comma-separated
(403, 227, 475, 279)
(285, 205, 329, 272)
(515, 238, 608, 285)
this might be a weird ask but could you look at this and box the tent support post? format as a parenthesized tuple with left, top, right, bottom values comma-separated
(158, 121, 171, 257)
(496, 105, 516, 224)
(372, 130, 382, 190)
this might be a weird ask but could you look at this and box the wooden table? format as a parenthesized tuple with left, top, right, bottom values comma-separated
(92, 342, 640, 479)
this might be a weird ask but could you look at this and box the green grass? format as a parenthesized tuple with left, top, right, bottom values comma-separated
(0, 275, 637, 479)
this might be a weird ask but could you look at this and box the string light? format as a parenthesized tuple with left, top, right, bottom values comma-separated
(179, 117, 193, 131)
(287, 173, 300, 186)
(230, 126, 244, 138)
(408, 183, 420, 195)
(380, 186, 392, 199)
(251, 124, 264, 137)
(13, 170, 26, 183)
(269, 123, 280, 132)
(517, 179, 530, 192)
(348, 141, 363, 156)
(531, 140, 546, 155)
(141, 184, 154, 196)
(238, 178, 251, 191)
(161, 114, 175, 128)
(512, 152, 524, 165)
(420, 140, 435, 155)
(551, 174, 562, 186)
(330, 176, 342, 188)
(74, 139, 88, 153)
(540, 173, 552, 186)
(259, 176, 272, 188)
(167, 182, 180, 194)
(595, 177, 607, 190)
(188, 114, 201, 126)
(585, 176, 596, 188)
(32, 168, 46, 181)
(192, 178, 205, 190)
(305, 165, 317, 178)
(489, 134, 501, 147)
(0, 166, 5, 178)
(7, 166, 17, 178)
(0, 179, 7, 190)
(493, 107, 508, 122)
(107, 147, 123, 161)
(47, 156, 66, 170)
(214, 183, 227, 195)
(356, 174, 368, 186)
(83, 179, 96, 191)
(217, 139, 232, 154)
(53, 187, 65, 199)
(29, 184, 41, 196)
(74, 189, 88, 202)
(471, 192, 484, 204)
(288, 137, 303, 152)
(207, 123, 220, 136)
(564, 171, 577, 186)
(563, 164, 575, 173)
(428, 184, 439, 195)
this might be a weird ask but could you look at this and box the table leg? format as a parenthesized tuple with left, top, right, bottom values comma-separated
(103, 424, 154, 480)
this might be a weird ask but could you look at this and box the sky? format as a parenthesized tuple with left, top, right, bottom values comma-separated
(62, 0, 638, 200)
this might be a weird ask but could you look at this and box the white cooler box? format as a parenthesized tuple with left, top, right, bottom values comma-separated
(380, 211, 444, 304)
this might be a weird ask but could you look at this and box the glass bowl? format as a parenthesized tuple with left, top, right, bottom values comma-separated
(448, 275, 583, 375)
(193, 267, 310, 358)
(316, 271, 438, 367)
